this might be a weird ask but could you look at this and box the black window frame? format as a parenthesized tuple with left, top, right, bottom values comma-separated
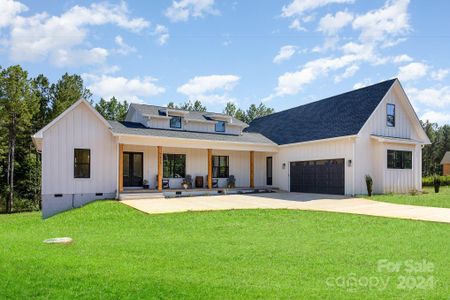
(215, 121, 226, 132)
(170, 116, 182, 129)
(163, 153, 186, 178)
(387, 150, 412, 169)
(74, 148, 90, 178)
(386, 103, 396, 127)
(212, 155, 229, 178)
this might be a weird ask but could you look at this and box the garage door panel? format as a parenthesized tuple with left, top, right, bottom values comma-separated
(290, 159, 345, 195)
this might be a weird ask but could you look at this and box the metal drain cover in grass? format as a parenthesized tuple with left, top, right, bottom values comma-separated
(43, 237, 73, 244)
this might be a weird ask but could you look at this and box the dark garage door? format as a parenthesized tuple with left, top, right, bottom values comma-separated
(290, 159, 345, 195)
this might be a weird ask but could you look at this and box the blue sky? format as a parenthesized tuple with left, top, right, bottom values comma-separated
(1, 0, 449, 124)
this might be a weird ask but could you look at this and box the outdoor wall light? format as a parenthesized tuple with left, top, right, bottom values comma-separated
(282, 163, 286, 169)
(348, 159, 352, 167)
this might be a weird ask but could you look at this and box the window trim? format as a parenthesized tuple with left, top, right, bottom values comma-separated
(169, 116, 182, 129)
(163, 153, 186, 178)
(212, 155, 229, 178)
(74, 148, 90, 178)
(386, 103, 396, 127)
(387, 150, 412, 169)
(215, 121, 226, 132)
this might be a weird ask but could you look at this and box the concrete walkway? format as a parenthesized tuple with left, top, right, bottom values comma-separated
(121, 193, 450, 224)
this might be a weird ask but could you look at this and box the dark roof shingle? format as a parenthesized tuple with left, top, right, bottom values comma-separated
(245, 79, 396, 145)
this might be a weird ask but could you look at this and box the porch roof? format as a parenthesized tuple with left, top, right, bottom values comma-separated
(108, 121, 277, 145)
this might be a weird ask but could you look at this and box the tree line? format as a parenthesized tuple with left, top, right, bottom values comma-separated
(0, 65, 274, 213)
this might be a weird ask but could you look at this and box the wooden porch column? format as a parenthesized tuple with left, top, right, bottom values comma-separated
(119, 144, 124, 193)
(157, 146, 163, 192)
(207, 149, 212, 189)
(250, 151, 255, 188)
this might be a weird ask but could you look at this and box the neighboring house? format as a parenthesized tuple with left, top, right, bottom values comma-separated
(441, 152, 450, 175)
(33, 78, 430, 217)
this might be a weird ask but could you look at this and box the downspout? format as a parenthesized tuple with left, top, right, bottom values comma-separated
(352, 138, 356, 196)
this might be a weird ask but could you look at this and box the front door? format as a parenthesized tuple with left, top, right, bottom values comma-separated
(266, 156, 273, 185)
(123, 152, 143, 187)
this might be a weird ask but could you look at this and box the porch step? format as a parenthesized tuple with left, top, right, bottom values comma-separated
(119, 193, 165, 200)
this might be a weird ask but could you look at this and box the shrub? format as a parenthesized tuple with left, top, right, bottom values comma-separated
(365, 175, 373, 196)
(422, 175, 450, 187)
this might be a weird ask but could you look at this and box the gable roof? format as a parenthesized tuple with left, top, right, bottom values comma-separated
(130, 103, 248, 127)
(441, 151, 450, 165)
(245, 79, 397, 145)
(108, 121, 275, 145)
(33, 98, 111, 139)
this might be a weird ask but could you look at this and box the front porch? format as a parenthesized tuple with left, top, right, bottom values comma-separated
(118, 143, 277, 195)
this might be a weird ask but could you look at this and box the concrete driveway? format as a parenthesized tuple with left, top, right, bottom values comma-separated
(121, 192, 450, 224)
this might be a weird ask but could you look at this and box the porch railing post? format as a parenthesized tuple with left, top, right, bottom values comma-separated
(157, 146, 163, 192)
(208, 149, 212, 189)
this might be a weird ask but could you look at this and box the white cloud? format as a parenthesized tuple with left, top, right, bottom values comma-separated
(407, 86, 450, 108)
(165, 0, 218, 22)
(431, 69, 449, 81)
(281, 0, 354, 17)
(352, 0, 410, 44)
(318, 11, 353, 35)
(334, 64, 359, 82)
(0, 0, 27, 28)
(273, 45, 297, 64)
(420, 111, 450, 124)
(3, 1, 149, 66)
(83, 74, 165, 103)
(397, 62, 428, 82)
(392, 54, 413, 64)
(114, 35, 137, 55)
(152, 25, 170, 45)
(177, 75, 239, 104)
(51, 48, 108, 67)
(289, 19, 306, 31)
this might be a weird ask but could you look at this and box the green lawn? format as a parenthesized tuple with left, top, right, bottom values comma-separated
(0, 202, 449, 299)
(365, 186, 450, 208)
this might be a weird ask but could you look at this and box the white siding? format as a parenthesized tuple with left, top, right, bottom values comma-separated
(42, 102, 117, 195)
(355, 83, 424, 194)
(274, 138, 355, 194)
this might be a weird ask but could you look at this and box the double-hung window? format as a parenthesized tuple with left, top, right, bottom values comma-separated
(387, 150, 412, 169)
(212, 155, 229, 178)
(386, 103, 395, 127)
(163, 154, 186, 178)
(74, 149, 90, 178)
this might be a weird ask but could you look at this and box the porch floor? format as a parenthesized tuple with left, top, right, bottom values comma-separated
(119, 187, 278, 200)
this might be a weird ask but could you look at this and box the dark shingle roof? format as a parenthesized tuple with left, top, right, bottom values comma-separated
(130, 103, 248, 127)
(245, 79, 397, 145)
(441, 152, 450, 165)
(108, 121, 276, 145)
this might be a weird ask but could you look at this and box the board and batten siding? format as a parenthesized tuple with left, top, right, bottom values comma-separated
(274, 138, 355, 194)
(355, 83, 423, 194)
(42, 102, 117, 198)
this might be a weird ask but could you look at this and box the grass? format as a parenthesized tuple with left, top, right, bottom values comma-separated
(0, 202, 449, 299)
(365, 186, 450, 208)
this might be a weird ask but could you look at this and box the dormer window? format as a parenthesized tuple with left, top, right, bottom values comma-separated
(170, 116, 182, 128)
(215, 121, 226, 132)
(386, 103, 395, 127)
